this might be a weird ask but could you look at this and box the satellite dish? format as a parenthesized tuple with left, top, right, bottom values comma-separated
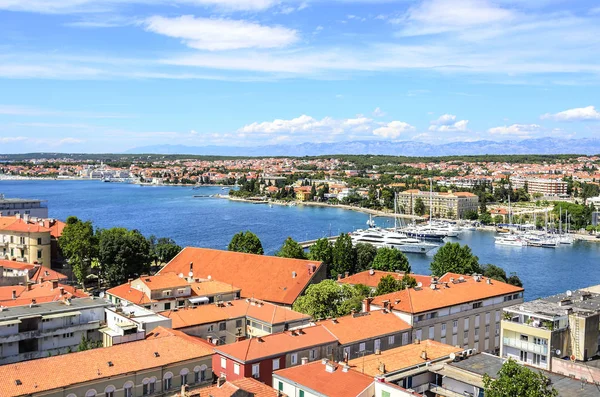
(566, 290, 572, 297)
(178, 273, 184, 278)
(449, 353, 456, 360)
(555, 349, 561, 356)
(417, 282, 423, 288)
(99, 292, 105, 299)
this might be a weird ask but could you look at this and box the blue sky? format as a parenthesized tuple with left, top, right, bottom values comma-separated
(0, 0, 599, 153)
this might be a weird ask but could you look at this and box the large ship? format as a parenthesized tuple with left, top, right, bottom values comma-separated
(350, 228, 438, 254)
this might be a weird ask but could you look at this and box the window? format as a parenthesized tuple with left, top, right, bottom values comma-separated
(85, 390, 97, 397)
(299, 390, 305, 397)
(164, 302, 171, 310)
(452, 335, 457, 346)
(359, 342, 366, 351)
(496, 311, 500, 322)
(181, 374, 188, 386)
(475, 328, 479, 337)
(143, 382, 155, 395)
(37, 250, 42, 259)
(388, 335, 395, 345)
(291, 353, 298, 365)
(37, 238, 42, 245)
(219, 322, 226, 331)
(163, 290, 171, 297)
(428, 327, 434, 339)
(441, 323, 446, 331)
(309, 349, 317, 360)
(273, 358, 280, 370)
(472, 302, 482, 309)
(382, 391, 391, 397)
(475, 315, 480, 327)
(236, 319, 243, 328)
(233, 363, 240, 375)
(520, 351, 528, 362)
(495, 324, 500, 335)
(402, 332, 409, 345)
(485, 312, 491, 325)
(463, 330, 468, 339)
(163, 377, 172, 391)
(415, 329, 422, 341)
(441, 336, 446, 344)
(208, 324, 214, 332)
(485, 325, 490, 335)
(520, 334, 528, 342)
(123, 382, 134, 397)
(252, 364, 260, 378)
(374, 339, 381, 352)
(221, 357, 227, 368)
(278, 381, 284, 391)
(453, 320, 458, 330)
(464, 318, 469, 329)
(62, 332, 74, 338)
(104, 386, 115, 397)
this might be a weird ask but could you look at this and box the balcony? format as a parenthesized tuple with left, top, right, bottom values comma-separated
(0, 321, 101, 344)
(503, 337, 548, 355)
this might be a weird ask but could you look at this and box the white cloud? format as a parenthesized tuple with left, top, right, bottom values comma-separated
(372, 121, 415, 139)
(429, 114, 469, 132)
(488, 123, 542, 137)
(0, 104, 132, 119)
(541, 106, 600, 121)
(0, 136, 28, 143)
(144, 15, 298, 51)
(372, 107, 386, 117)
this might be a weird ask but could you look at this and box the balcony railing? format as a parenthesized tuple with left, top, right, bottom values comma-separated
(503, 337, 548, 355)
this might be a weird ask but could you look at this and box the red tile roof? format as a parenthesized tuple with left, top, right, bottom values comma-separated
(161, 298, 310, 329)
(136, 272, 188, 290)
(0, 281, 88, 307)
(371, 273, 523, 314)
(0, 327, 213, 397)
(316, 310, 411, 345)
(273, 360, 374, 397)
(160, 248, 323, 305)
(0, 216, 51, 233)
(216, 325, 337, 363)
(191, 378, 285, 397)
(106, 283, 154, 305)
(29, 266, 68, 283)
(339, 270, 431, 289)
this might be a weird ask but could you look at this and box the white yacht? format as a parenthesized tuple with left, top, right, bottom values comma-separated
(495, 235, 525, 247)
(350, 228, 387, 247)
(350, 229, 438, 254)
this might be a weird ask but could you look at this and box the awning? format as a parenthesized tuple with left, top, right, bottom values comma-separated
(41, 311, 81, 320)
(116, 323, 138, 331)
(188, 297, 209, 304)
(0, 319, 22, 326)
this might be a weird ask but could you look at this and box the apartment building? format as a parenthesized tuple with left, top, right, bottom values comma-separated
(316, 310, 412, 362)
(511, 177, 568, 196)
(0, 260, 67, 287)
(159, 248, 327, 307)
(0, 215, 52, 267)
(0, 297, 109, 364)
(106, 272, 241, 312)
(0, 195, 48, 218)
(101, 304, 172, 347)
(396, 190, 478, 219)
(500, 288, 600, 371)
(213, 325, 338, 385)
(161, 298, 311, 344)
(0, 280, 88, 308)
(0, 327, 214, 397)
(368, 273, 524, 354)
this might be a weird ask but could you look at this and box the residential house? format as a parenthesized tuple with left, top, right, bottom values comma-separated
(0, 260, 67, 287)
(159, 248, 326, 307)
(337, 270, 431, 291)
(0, 215, 53, 267)
(213, 325, 338, 384)
(316, 310, 412, 361)
(161, 298, 311, 345)
(396, 190, 478, 219)
(189, 378, 284, 397)
(0, 327, 214, 397)
(273, 360, 375, 397)
(500, 288, 600, 371)
(368, 273, 524, 354)
(0, 297, 109, 364)
(0, 196, 48, 218)
(106, 273, 241, 312)
(0, 280, 88, 308)
(101, 304, 172, 347)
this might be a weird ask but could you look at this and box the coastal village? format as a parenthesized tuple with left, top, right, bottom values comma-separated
(0, 173, 599, 397)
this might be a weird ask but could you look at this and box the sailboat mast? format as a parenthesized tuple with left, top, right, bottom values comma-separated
(429, 178, 433, 227)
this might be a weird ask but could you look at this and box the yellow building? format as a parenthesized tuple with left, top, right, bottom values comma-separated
(397, 189, 479, 219)
(0, 215, 52, 267)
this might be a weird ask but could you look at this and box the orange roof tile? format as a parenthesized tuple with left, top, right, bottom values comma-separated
(273, 360, 374, 397)
(161, 299, 310, 329)
(192, 378, 285, 397)
(0, 327, 213, 397)
(317, 310, 411, 345)
(106, 283, 154, 305)
(136, 272, 189, 290)
(371, 273, 523, 314)
(339, 270, 431, 289)
(0, 216, 51, 233)
(0, 281, 88, 308)
(160, 248, 323, 305)
(0, 260, 35, 271)
(216, 325, 337, 363)
(190, 280, 241, 297)
(347, 339, 462, 377)
(29, 266, 68, 283)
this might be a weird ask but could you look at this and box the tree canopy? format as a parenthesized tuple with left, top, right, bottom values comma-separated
(149, 236, 182, 265)
(355, 243, 377, 272)
(59, 216, 97, 285)
(331, 233, 356, 278)
(228, 231, 264, 255)
(292, 279, 367, 319)
(374, 274, 417, 296)
(276, 237, 307, 259)
(430, 242, 482, 277)
(308, 237, 333, 265)
(98, 228, 152, 287)
(483, 358, 558, 397)
(372, 247, 411, 273)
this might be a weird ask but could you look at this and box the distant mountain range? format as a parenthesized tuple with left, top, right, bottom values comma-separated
(126, 138, 600, 157)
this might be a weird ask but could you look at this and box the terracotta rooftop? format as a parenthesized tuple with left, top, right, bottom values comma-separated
(135, 272, 189, 290)
(216, 325, 337, 363)
(191, 378, 285, 397)
(339, 270, 431, 289)
(190, 280, 241, 297)
(29, 266, 68, 283)
(160, 248, 323, 305)
(0, 216, 51, 233)
(106, 283, 154, 305)
(348, 339, 462, 377)
(273, 360, 374, 397)
(0, 281, 88, 308)
(0, 327, 214, 396)
(371, 273, 523, 314)
(161, 298, 310, 329)
(317, 310, 411, 345)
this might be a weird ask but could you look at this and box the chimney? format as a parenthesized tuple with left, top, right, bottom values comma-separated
(217, 376, 226, 387)
(344, 271, 349, 279)
(342, 364, 350, 372)
(325, 362, 336, 373)
(180, 384, 188, 396)
(59, 287, 64, 296)
(128, 278, 133, 284)
(421, 351, 428, 360)
(486, 278, 491, 284)
(292, 271, 297, 279)
(11, 290, 16, 300)
(378, 362, 386, 374)
(369, 268, 374, 276)
(337, 274, 342, 281)
(236, 335, 246, 342)
(26, 283, 32, 291)
(363, 297, 373, 313)
(382, 300, 390, 310)
(301, 357, 309, 365)
(40, 277, 44, 284)
(52, 280, 59, 290)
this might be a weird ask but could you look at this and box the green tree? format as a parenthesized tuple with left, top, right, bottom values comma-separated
(152, 237, 182, 264)
(292, 279, 365, 319)
(228, 231, 264, 255)
(463, 210, 479, 221)
(98, 228, 152, 287)
(372, 247, 411, 273)
(375, 275, 402, 296)
(507, 273, 523, 287)
(494, 215, 504, 224)
(331, 233, 356, 278)
(414, 197, 426, 216)
(276, 237, 307, 259)
(308, 238, 333, 265)
(482, 264, 508, 282)
(430, 242, 481, 277)
(355, 243, 377, 272)
(58, 216, 98, 286)
(483, 358, 558, 397)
